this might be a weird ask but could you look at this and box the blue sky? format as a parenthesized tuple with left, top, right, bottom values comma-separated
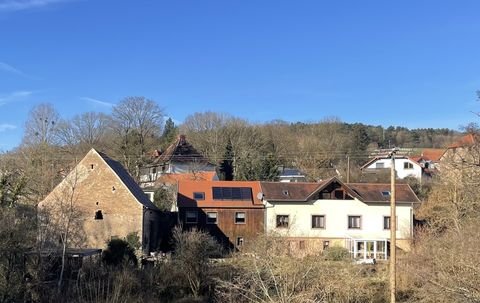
(1, 0, 480, 150)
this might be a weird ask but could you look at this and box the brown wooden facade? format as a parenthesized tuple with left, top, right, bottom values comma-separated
(177, 180, 264, 250)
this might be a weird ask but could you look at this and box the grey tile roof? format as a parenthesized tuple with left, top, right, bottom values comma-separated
(97, 150, 158, 210)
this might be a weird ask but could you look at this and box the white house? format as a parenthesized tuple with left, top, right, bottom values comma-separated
(260, 177, 420, 260)
(139, 135, 217, 189)
(361, 156, 423, 180)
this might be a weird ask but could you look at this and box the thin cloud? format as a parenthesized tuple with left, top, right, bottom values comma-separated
(80, 97, 115, 107)
(0, 90, 34, 106)
(0, 124, 16, 132)
(0, 0, 72, 12)
(0, 61, 25, 76)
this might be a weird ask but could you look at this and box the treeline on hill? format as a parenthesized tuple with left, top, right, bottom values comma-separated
(1, 96, 478, 303)
(1, 96, 460, 201)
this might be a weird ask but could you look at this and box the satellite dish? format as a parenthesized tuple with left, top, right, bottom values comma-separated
(256, 192, 264, 200)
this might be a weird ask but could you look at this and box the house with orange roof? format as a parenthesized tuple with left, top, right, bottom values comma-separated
(260, 177, 420, 260)
(177, 180, 264, 250)
(440, 133, 479, 170)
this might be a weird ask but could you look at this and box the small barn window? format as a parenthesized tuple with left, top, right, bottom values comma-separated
(236, 237, 244, 247)
(112, 186, 116, 192)
(90, 164, 94, 170)
(95, 210, 103, 220)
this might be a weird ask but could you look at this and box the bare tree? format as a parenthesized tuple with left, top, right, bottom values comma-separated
(180, 111, 230, 163)
(111, 96, 165, 177)
(22, 103, 60, 147)
(216, 234, 387, 303)
(171, 227, 221, 298)
(38, 164, 86, 292)
(56, 111, 110, 151)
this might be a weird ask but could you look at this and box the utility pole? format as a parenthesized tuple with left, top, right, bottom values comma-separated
(389, 147, 398, 303)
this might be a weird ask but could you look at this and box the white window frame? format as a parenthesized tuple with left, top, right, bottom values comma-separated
(235, 212, 246, 224)
(206, 212, 218, 224)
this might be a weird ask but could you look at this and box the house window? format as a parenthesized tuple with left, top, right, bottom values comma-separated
(348, 216, 361, 229)
(193, 192, 205, 200)
(94, 210, 103, 220)
(206, 212, 218, 224)
(376, 162, 385, 168)
(185, 211, 198, 224)
(404, 162, 414, 169)
(311, 215, 326, 229)
(276, 215, 289, 228)
(235, 212, 246, 224)
(236, 237, 244, 247)
(383, 216, 398, 230)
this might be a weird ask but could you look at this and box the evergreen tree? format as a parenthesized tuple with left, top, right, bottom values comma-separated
(161, 117, 178, 147)
(258, 153, 279, 181)
(218, 140, 234, 181)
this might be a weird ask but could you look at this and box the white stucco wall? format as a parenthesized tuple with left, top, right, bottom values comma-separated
(366, 158, 422, 180)
(265, 198, 413, 240)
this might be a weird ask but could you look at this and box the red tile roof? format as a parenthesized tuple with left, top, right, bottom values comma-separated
(448, 134, 477, 149)
(420, 148, 445, 162)
(177, 180, 263, 208)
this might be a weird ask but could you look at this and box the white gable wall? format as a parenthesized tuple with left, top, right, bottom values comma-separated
(366, 158, 422, 180)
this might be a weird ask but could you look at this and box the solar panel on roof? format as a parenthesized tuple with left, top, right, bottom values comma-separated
(212, 187, 253, 200)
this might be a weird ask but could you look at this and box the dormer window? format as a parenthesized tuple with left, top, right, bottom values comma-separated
(193, 192, 205, 200)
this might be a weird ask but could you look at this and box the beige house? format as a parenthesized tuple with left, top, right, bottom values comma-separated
(261, 177, 420, 260)
(39, 149, 160, 253)
(440, 134, 479, 170)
